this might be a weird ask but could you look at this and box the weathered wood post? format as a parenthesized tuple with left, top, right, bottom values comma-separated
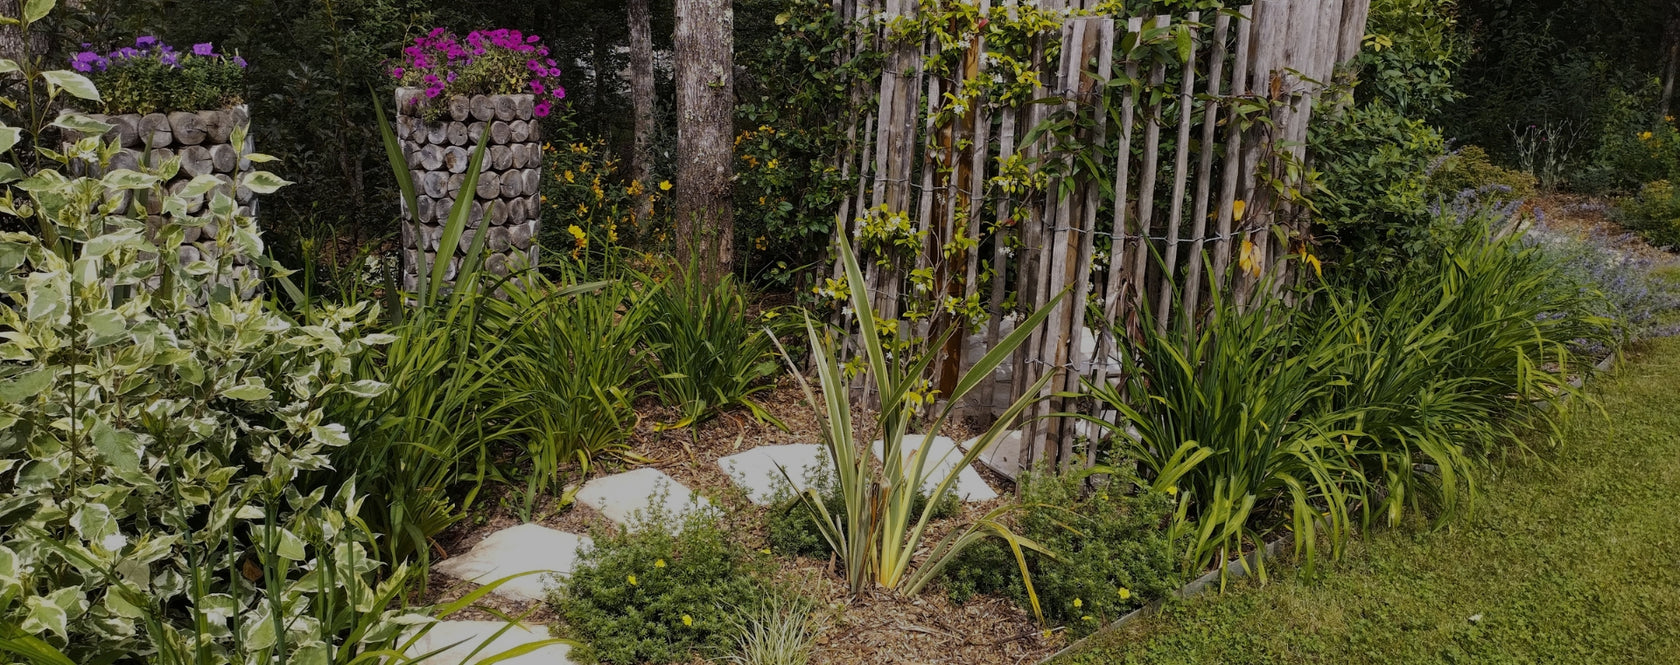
(394, 88, 543, 293)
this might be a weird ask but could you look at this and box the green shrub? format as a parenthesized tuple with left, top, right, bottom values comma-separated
(1354, 0, 1466, 118)
(1613, 180, 1680, 250)
(74, 37, 245, 114)
(645, 261, 785, 429)
(766, 481, 958, 559)
(725, 594, 824, 665)
(553, 506, 774, 664)
(940, 465, 1180, 636)
(1427, 145, 1537, 201)
(1310, 99, 1448, 282)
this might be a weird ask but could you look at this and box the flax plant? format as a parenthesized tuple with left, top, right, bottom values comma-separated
(773, 238, 1064, 620)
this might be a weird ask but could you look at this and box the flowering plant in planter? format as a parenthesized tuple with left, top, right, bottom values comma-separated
(69, 36, 246, 114)
(392, 27, 566, 121)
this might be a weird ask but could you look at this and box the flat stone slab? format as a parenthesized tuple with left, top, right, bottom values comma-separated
(434, 524, 591, 602)
(871, 434, 999, 502)
(576, 467, 715, 530)
(717, 443, 834, 505)
(974, 429, 1025, 481)
(405, 620, 573, 664)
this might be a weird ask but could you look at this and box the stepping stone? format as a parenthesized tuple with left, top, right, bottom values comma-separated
(405, 620, 573, 664)
(576, 467, 715, 530)
(974, 430, 1025, 481)
(871, 434, 999, 502)
(717, 443, 834, 506)
(434, 524, 591, 602)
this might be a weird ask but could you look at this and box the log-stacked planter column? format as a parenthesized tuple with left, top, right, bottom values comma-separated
(395, 88, 543, 292)
(67, 105, 258, 266)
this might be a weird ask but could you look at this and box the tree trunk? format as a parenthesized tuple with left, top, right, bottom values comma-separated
(0, 0, 47, 66)
(674, 0, 734, 282)
(628, 0, 656, 230)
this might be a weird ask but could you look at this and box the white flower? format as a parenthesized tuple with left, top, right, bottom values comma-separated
(101, 532, 128, 552)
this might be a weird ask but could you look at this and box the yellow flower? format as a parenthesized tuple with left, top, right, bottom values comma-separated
(755, 236, 768, 251)
(568, 225, 587, 248)
(564, 170, 575, 183)
(539, 195, 547, 203)
(627, 180, 644, 196)
(659, 180, 673, 191)
(654, 559, 666, 568)
(682, 614, 693, 627)
(1041, 629, 1053, 640)
(1118, 587, 1131, 600)
(1639, 131, 1655, 141)
(627, 574, 637, 586)
(759, 548, 772, 555)
(1082, 615, 1094, 622)
(766, 159, 779, 170)
(758, 124, 773, 133)
(758, 196, 767, 206)
(1165, 485, 1178, 495)
(1072, 598, 1083, 608)
(543, 142, 553, 152)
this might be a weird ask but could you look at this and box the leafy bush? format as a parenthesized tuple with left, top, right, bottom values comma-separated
(1310, 99, 1448, 282)
(71, 36, 246, 114)
(1427, 145, 1537, 202)
(1612, 180, 1680, 250)
(393, 27, 567, 120)
(941, 464, 1180, 637)
(766, 481, 958, 560)
(646, 261, 784, 428)
(1354, 0, 1466, 118)
(553, 506, 774, 664)
(538, 134, 650, 260)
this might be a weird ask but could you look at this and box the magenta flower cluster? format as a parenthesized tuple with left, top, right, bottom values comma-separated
(393, 27, 565, 117)
(70, 35, 246, 73)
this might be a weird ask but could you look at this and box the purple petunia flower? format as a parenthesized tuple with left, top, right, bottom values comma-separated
(136, 35, 157, 47)
(531, 80, 546, 95)
(533, 100, 551, 117)
(552, 86, 565, 99)
(233, 55, 247, 68)
(192, 42, 215, 56)
(160, 52, 180, 67)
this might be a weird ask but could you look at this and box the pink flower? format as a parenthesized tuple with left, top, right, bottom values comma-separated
(533, 100, 552, 117)
(391, 66, 404, 78)
(552, 86, 566, 99)
(531, 80, 546, 95)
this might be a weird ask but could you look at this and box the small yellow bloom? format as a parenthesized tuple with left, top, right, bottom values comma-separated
(627, 574, 637, 586)
(568, 225, 587, 247)
(654, 559, 666, 568)
(682, 614, 693, 627)
(766, 159, 779, 170)
(1165, 485, 1178, 495)
(1082, 615, 1094, 622)
(564, 170, 575, 183)
(627, 180, 644, 196)
(758, 124, 772, 133)
(759, 548, 772, 555)
(1639, 131, 1655, 141)
(539, 195, 547, 202)
(755, 236, 769, 251)
(1041, 629, 1053, 640)
(1072, 598, 1083, 608)
(659, 180, 673, 191)
(1118, 587, 1131, 600)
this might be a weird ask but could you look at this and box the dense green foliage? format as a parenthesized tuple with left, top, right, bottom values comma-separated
(1058, 338, 1680, 664)
(1309, 99, 1448, 279)
(1087, 197, 1612, 577)
(1614, 179, 1680, 250)
(77, 39, 246, 114)
(553, 508, 774, 665)
(645, 263, 784, 428)
(941, 465, 1180, 637)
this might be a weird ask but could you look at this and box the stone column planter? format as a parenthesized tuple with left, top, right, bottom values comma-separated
(395, 88, 542, 292)
(65, 105, 257, 267)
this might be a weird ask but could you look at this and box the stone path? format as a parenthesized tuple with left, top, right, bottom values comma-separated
(424, 432, 1004, 662)
(425, 466, 719, 663)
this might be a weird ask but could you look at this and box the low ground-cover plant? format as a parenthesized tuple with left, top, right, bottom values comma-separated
(645, 260, 784, 430)
(1426, 145, 1537, 202)
(71, 36, 245, 114)
(393, 27, 566, 120)
(766, 483, 958, 559)
(552, 505, 777, 664)
(941, 464, 1180, 637)
(725, 594, 824, 665)
(1612, 180, 1680, 250)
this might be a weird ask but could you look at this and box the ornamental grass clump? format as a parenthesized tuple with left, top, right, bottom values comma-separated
(392, 27, 566, 121)
(70, 36, 245, 114)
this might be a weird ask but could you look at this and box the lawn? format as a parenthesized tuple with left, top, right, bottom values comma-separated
(1058, 336, 1680, 664)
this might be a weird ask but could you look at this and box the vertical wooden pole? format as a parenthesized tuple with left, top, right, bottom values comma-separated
(1153, 11, 1201, 335)
(1181, 13, 1230, 324)
(1210, 6, 1253, 295)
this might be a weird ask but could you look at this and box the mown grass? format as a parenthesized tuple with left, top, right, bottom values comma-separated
(1058, 336, 1680, 664)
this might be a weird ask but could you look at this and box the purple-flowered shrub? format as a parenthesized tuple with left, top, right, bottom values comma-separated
(1526, 211, 1680, 342)
(69, 36, 245, 114)
(392, 28, 565, 121)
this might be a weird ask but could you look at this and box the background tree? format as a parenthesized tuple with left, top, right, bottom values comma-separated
(629, 0, 655, 228)
(673, 0, 734, 281)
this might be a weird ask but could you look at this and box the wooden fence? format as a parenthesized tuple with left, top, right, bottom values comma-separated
(824, 0, 1371, 474)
